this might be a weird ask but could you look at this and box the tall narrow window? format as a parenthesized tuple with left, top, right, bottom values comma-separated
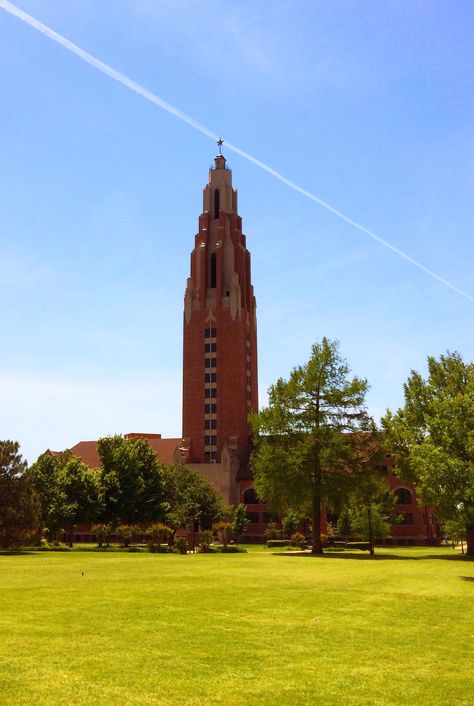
(214, 189, 220, 219)
(210, 252, 217, 288)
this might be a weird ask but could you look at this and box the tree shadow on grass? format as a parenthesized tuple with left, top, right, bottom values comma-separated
(460, 576, 474, 582)
(0, 550, 40, 557)
(274, 550, 473, 562)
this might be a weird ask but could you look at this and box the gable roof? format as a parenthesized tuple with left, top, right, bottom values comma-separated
(66, 435, 182, 469)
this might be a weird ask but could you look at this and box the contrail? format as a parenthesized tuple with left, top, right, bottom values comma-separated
(1, 0, 473, 304)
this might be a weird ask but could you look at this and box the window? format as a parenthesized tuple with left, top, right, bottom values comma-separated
(246, 512, 259, 525)
(214, 189, 220, 219)
(263, 513, 275, 524)
(205, 451, 217, 462)
(204, 327, 217, 339)
(205, 388, 217, 398)
(205, 357, 217, 368)
(210, 252, 217, 288)
(204, 403, 217, 414)
(204, 343, 217, 353)
(205, 419, 217, 430)
(204, 372, 217, 383)
(205, 435, 217, 446)
(243, 487, 258, 505)
(395, 488, 412, 505)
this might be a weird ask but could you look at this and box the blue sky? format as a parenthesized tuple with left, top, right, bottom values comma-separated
(1, 0, 473, 463)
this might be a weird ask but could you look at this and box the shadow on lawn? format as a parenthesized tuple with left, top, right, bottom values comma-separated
(0, 550, 40, 557)
(460, 576, 474, 582)
(274, 550, 473, 562)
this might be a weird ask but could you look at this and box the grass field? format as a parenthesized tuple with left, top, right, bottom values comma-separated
(1, 546, 473, 706)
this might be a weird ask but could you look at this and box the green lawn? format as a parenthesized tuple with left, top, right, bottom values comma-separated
(0, 546, 473, 706)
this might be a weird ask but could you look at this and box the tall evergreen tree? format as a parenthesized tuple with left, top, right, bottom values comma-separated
(0, 441, 37, 548)
(251, 338, 374, 554)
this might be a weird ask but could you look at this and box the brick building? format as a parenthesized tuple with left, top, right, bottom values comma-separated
(60, 148, 437, 544)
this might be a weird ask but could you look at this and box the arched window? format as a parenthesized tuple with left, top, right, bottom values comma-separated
(395, 488, 412, 505)
(210, 253, 217, 288)
(214, 189, 220, 219)
(243, 487, 258, 505)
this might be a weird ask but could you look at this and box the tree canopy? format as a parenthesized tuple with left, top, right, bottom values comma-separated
(0, 441, 37, 548)
(383, 350, 474, 556)
(31, 451, 99, 544)
(99, 435, 165, 525)
(160, 464, 222, 532)
(250, 338, 375, 554)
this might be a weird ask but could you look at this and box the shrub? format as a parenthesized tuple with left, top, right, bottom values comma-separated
(291, 532, 307, 549)
(282, 511, 300, 539)
(198, 529, 214, 552)
(175, 537, 188, 555)
(116, 524, 141, 548)
(213, 521, 232, 549)
(320, 533, 328, 547)
(264, 522, 280, 541)
(91, 523, 112, 548)
(146, 523, 173, 547)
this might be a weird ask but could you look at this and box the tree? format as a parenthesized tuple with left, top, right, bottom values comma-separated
(160, 464, 222, 533)
(282, 510, 300, 539)
(98, 435, 164, 525)
(251, 338, 374, 555)
(0, 441, 37, 548)
(347, 461, 395, 555)
(383, 351, 474, 556)
(232, 504, 248, 545)
(31, 452, 100, 545)
(444, 514, 466, 553)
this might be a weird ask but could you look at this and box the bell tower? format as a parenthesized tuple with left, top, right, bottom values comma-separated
(182, 146, 258, 466)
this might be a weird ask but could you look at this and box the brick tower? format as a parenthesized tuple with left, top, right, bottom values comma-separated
(182, 148, 258, 469)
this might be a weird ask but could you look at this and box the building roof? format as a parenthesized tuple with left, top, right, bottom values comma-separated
(65, 434, 182, 469)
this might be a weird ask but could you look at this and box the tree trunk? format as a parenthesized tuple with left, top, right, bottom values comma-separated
(367, 506, 374, 556)
(311, 489, 323, 555)
(68, 525, 74, 548)
(466, 525, 474, 557)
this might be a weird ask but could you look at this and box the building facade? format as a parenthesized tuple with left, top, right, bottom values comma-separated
(55, 150, 438, 545)
(181, 151, 258, 505)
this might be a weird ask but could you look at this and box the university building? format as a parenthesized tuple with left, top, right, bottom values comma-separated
(61, 149, 437, 544)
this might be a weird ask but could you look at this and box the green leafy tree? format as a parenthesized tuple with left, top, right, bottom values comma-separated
(98, 435, 164, 525)
(232, 504, 248, 545)
(31, 452, 99, 545)
(251, 338, 374, 554)
(444, 513, 467, 553)
(383, 351, 474, 556)
(160, 464, 222, 533)
(337, 508, 352, 537)
(282, 510, 300, 539)
(0, 441, 37, 548)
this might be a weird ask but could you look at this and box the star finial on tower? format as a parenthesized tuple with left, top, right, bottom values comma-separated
(217, 137, 224, 155)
